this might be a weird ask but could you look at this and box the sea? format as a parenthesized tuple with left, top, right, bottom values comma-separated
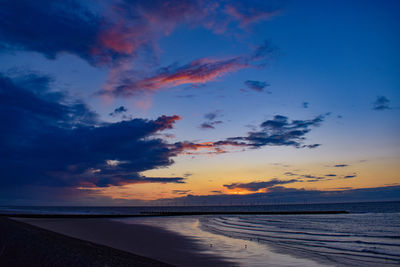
(2, 201, 400, 266)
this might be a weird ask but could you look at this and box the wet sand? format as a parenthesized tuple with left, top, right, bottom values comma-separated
(14, 217, 234, 267)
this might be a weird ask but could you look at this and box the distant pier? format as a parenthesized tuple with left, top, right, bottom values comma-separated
(1, 210, 348, 218)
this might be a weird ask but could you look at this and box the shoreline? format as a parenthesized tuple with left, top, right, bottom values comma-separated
(15, 217, 235, 267)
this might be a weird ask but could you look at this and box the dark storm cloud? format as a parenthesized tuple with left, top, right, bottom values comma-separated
(0, 73, 184, 188)
(244, 80, 270, 92)
(223, 179, 299, 191)
(373, 96, 391, 110)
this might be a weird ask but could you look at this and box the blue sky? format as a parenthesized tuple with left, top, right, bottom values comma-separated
(0, 0, 399, 205)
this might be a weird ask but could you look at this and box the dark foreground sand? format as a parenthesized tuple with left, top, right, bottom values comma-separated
(11, 217, 234, 267)
(0, 217, 171, 266)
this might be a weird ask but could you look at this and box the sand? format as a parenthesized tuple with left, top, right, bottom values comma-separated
(13, 217, 234, 267)
(0, 217, 171, 266)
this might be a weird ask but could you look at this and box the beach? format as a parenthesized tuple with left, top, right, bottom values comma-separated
(8, 217, 234, 267)
(0, 217, 171, 266)
(1, 202, 399, 266)
(6, 216, 328, 267)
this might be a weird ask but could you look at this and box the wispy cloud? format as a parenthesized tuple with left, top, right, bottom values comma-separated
(172, 189, 191, 195)
(373, 96, 391, 110)
(176, 113, 327, 154)
(244, 80, 270, 92)
(101, 41, 277, 97)
(224, 178, 299, 192)
(334, 164, 349, 168)
(200, 110, 224, 129)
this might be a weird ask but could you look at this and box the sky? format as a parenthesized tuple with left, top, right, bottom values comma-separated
(0, 0, 399, 205)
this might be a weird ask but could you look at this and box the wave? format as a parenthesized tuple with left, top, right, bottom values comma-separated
(200, 213, 400, 266)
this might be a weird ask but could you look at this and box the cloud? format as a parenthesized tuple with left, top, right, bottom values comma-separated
(0, 0, 128, 66)
(302, 102, 309, 108)
(373, 96, 391, 110)
(109, 106, 128, 116)
(223, 0, 282, 27)
(101, 41, 277, 97)
(200, 110, 224, 129)
(210, 190, 223, 194)
(303, 144, 320, 149)
(282, 171, 355, 183)
(0, 73, 184, 191)
(244, 80, 270, 92)
(200, 122, 216, 129)
(105, 57, 248, 96)
(204, 110, 223, 121)
(158, 186, 400, 205)
(334, 164, 349, 168)
(172, 190, 191, 195)
(224, 178, 299, 191)
(179, 113, 327, 154)
(182, 172, 193, 178)
(0, 0, 281, 67)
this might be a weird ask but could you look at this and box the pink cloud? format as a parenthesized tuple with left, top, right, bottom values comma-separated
(95, 1, 281, 97)
(107, 57, 247, 96)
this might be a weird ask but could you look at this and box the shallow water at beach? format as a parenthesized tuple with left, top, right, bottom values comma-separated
(200, 213, 400, 266)
(117, 207, 400, 266)
(116, 216, 327, 267)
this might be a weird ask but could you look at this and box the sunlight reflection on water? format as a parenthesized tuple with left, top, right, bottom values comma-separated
(116, 216, 328, 267)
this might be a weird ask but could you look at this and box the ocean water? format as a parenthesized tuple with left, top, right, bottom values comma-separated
(199, 213, 400, 266)
(2, 200, 400, 215)
(2, 201, 400, 266)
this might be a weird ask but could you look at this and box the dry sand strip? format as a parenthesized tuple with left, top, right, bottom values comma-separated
(0, 217, 172, 267)
(13, 218, 235, 267)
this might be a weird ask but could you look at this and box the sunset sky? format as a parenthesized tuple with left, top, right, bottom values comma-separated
(0, 0, 399, 205)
